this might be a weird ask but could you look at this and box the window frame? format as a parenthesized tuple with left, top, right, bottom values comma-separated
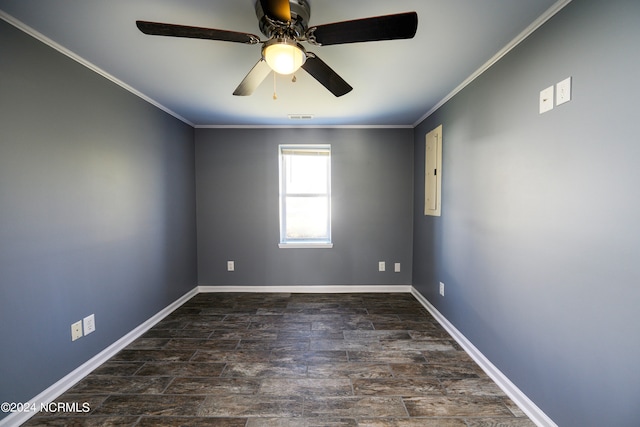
(278, 144, 333, 249)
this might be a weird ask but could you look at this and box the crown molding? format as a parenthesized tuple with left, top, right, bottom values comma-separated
(195, 124, 414, 129)
(412, 0, 573, 127)
(2, 0, 572, 131)
(0, 11, 194, 127)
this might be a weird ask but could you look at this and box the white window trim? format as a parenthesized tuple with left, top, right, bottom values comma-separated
(278, 242, 334, 249)
(278, 144, 332, 248)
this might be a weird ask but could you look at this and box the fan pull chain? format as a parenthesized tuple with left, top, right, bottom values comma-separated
(272, 73, 297, 100)
(273, 72, 277, 100)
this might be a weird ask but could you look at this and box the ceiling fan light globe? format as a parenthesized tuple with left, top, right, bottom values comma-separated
(263, 41, 306, 75)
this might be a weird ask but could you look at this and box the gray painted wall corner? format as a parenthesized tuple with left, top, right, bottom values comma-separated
(412, 1, 640, 426)
(0, 19, 197, 415)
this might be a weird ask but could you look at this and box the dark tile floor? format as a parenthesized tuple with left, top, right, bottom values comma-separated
(25, 293, 535, 426)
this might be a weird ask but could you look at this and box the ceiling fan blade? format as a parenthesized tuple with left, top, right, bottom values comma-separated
(233, 59, 272, 96)
(307, 12, 418, 46)
(301, 53, 353, 97)
(136, 21, 260, 44)
(259, 0, 291, 23)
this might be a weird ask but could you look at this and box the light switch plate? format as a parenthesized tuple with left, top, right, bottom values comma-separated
(556, 77, 571, 105)
(539, 85, 554, 114)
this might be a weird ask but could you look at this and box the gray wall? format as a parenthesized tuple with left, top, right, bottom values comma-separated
(196, 128, 413, 286)
(412, 1, 640, 426)
(0, 19, 197, 414)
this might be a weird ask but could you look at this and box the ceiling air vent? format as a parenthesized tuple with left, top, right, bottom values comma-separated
(288, 114, 314, 120)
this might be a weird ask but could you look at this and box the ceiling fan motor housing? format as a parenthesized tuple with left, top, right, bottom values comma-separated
(255, 0, 311, 38)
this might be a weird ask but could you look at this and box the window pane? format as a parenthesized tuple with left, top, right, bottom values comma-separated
(285, 196, 329, 239)
(284, 153, 328, 195)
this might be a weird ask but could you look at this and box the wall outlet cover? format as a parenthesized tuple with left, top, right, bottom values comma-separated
(227, 260, 235, 272)
(83, 314, 95, 335)
(378, 261, 386, 272)
(556, 77, 572, 105)
(394, 262, 401, 273)
(439, 282, 445, 296)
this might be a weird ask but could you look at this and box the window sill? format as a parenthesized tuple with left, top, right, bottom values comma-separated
(278, 243, 333, 249)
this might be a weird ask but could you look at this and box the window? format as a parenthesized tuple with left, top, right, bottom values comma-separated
(279, 145, 332, 248)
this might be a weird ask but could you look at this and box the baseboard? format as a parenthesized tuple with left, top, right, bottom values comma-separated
(0, 287, 199, 427)
(3, 285, 555, 427)
(410, 287, 558, 427)
(197, 285, 413, 294)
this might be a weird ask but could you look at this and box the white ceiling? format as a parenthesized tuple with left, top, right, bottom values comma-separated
(0, 0, 564, 127)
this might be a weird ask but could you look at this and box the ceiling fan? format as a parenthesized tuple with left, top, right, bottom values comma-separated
(136, 0, 418, 97)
